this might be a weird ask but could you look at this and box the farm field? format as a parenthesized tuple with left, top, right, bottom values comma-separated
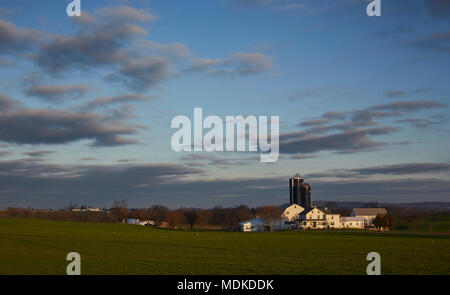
(395, 215, 450, 234)
(0, 218, 449, 275)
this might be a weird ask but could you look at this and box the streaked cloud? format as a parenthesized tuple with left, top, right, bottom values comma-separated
(0, 95, 141, 146)
(99, 5, 158, 22)
(282, 100, 445, 155)
(280, 126, 395, 154)
(0, 158, 449, 208)
(408, 30, 450, 54)
(82, 93, 155, 109)
(370, 100, 445, 112)
(25, 84, 90, 102)
(0, 19, 41, 54)
(22, 150, 55, 158)
(184, 53, 273, 77)
(394, 115, 447, 128)
(349, 162, 450, 176)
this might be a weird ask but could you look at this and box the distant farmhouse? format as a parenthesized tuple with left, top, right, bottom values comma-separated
(121, 218, 169, 228)
(239, 173, 387, 232)
(71, 206, 101, 212)
(123, 218, 157, 226)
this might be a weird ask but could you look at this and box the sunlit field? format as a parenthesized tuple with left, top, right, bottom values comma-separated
(0, 218, 448, 275)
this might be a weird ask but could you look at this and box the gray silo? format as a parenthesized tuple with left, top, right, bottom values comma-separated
(289, 173, 312, 208)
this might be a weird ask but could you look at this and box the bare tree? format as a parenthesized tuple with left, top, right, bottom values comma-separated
(183, 210, 198, 229)
(148, 205, 169, 222)
(256, 206, 281, 232)
(167, 209, 186, 227)
(111, 200, 128, 222)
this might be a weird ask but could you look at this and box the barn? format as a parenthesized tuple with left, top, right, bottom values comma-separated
(281, 204, 305, 221)
(351, 208, 387, 227)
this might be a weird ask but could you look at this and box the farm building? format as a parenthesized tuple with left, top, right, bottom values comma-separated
(238, 174, 389, 232)
(123, 218, 155, 226)
(351, 208, 387, 226)
(239, 217, 290, 232)
(299, 207, 327, 229)
(340, 217, 365, 229)
(299, 206, 325, 221)
(72, 206, 100, 212)
(300, 219, 327, 229)
(139, 220, 156, 226)
(239, 209, 380, 231)
(239, 218, 264, 232)
(281, 204, 305, 221)
(325, 214, 341, 229)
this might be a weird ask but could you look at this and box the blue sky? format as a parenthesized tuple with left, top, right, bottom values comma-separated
(0, 0, 449, 208)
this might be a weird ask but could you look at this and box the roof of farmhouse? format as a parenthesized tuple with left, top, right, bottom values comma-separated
(300, 207, 323, 215)
(352, 208, 387, 216)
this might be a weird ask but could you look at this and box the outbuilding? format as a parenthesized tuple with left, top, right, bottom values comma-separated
(351, 208, 387, 226)
(340, 217, 365, 229)
(239, 218, 264, 232)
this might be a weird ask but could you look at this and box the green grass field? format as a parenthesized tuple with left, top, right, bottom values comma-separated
(395, 215, 450, 234)
(0, 218, 449, 275)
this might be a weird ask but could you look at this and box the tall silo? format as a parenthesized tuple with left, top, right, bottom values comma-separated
(289, 173, 312, 208)
(289, 173, 303, 205)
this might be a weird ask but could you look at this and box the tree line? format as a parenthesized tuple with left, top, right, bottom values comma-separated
(1, 202, 282, 230)
(2, 201, 448, 231)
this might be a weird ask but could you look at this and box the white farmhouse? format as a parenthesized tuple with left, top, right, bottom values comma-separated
(281, 204, 305, 221)
(351, 208, 387, 227)
(340, 217, 365, 229)
(300, 206, 325, 220)
(299, 207, 327, 229)
(325, 214, 341, 229)
(237, 205, 382, 231)
(239, 218, 264, 232)
(72, 206, 100, 212)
